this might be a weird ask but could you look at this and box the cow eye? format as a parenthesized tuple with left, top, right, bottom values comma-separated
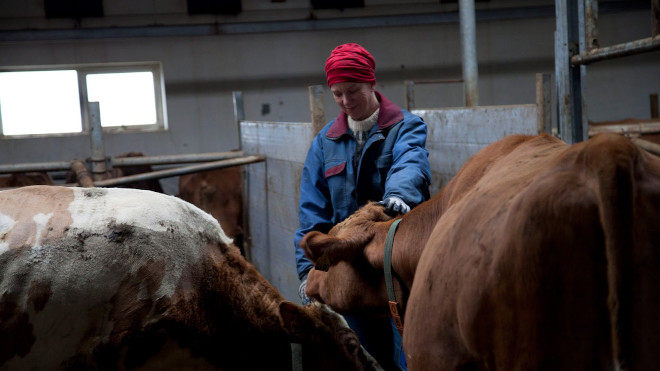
(345, 338, 359, 354)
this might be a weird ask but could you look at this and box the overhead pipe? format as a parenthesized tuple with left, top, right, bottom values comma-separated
(459, 0, 479, 106)
(0, 2, 648, 42)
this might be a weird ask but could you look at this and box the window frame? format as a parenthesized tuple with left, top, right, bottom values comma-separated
(0, 61, 168, 138)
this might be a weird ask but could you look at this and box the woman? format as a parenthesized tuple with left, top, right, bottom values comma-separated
(294, 43, 431, 371)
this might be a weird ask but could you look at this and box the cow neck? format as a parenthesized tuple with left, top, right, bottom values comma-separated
(389, 201, 442, 288)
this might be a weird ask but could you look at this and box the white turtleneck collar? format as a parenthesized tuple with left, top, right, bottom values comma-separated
(348, 108, 379, 133)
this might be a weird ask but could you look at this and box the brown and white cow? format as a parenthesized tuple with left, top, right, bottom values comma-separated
(0, 185, 383, 371)
(301, 133, 660, 370)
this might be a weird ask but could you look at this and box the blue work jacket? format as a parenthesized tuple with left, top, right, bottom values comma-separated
(295, 92, 431, 280)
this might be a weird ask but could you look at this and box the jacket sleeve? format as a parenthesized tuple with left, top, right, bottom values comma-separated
(384, 114, 431, 207)
(294, 134, 334, 281)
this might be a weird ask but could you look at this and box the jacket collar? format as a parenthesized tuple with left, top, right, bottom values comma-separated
(326, 91, 403, 139)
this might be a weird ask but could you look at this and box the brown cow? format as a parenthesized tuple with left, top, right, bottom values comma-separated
(66, 152, 164, 192)
(178, 166, 244, 249)
(0, 186, 382, 371)
(301, 133, 660, 370)
(0, 172, 53, 188)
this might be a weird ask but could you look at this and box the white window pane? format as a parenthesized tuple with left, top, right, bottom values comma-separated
(0, 70, 82, 135)
(87, 72, 157, 127)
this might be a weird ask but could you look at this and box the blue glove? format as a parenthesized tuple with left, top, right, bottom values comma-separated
(377, 196, 411, 215)
(299, 278, 312, 306)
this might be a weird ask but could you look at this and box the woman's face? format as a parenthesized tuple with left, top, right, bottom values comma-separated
(330, 82, 378, 121)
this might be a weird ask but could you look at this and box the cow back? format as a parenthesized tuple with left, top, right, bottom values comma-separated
(0, 185, 382, 371)
(405, 133, 660, 370)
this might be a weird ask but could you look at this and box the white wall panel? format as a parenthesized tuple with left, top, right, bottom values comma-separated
(242, 120, 313, 303)
(415, 104, 539, 195)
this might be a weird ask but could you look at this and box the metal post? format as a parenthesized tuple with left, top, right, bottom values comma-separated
(88, 102, 108, 180)
(233, 91, 245, 150)
(309, 85, 326, 135)
(70, 160, 95, 187)
(232, 90, 252, 261)
(584, 0, 599, 50)
(536, 73, 553, 135)
(405, 80, 415, 111)
(459, 0, 479, 107)
(555, 0, 586, 144)
(653, 0, 660, 37)
(651, 93, 659, 118)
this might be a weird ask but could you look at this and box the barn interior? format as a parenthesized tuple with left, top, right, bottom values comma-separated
(1, 0, 659, 301)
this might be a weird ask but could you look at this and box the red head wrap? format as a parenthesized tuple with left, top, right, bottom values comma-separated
(324, 43, 376, 87)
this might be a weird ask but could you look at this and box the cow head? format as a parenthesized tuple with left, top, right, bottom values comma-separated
(280, 301, 383, 371)
(302, 202, 393, 267)
(300, 203, 397, 315)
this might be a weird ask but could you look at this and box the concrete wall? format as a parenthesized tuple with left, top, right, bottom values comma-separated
(1, 2, 658, 187)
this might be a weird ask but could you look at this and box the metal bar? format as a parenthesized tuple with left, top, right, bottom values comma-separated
(589, 120, 660, 136)
(577, 0, 589, 142)
(233, 91, 245, 151)
(232, 90, 251, 260)
(406, 79, 464, 85)
(460, 0, 479, 107)
(405, 80, 415, 111)
(536, 73, 553, 135)
(90, 155, 266, 187)
(584, 0, 599, 50)
(0, 161, 73, 174)
(555, 0, 586, 144)
(632, 137, 660, 156)
(309, 85, 326, 135)
(88, 102, 108, 180)
(241, 161, 252, 261)
(70, 160, 94, 187)
(0, 151, 246, 175)
(653, 0, 660, 37)
(571, 35, 660, 65)
(111, 151, 246, 167)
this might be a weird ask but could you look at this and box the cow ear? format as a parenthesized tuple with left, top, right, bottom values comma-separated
(279, 301, 311, 341)
(301, 231, 337, 262)
(301, 231, 373, 264)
